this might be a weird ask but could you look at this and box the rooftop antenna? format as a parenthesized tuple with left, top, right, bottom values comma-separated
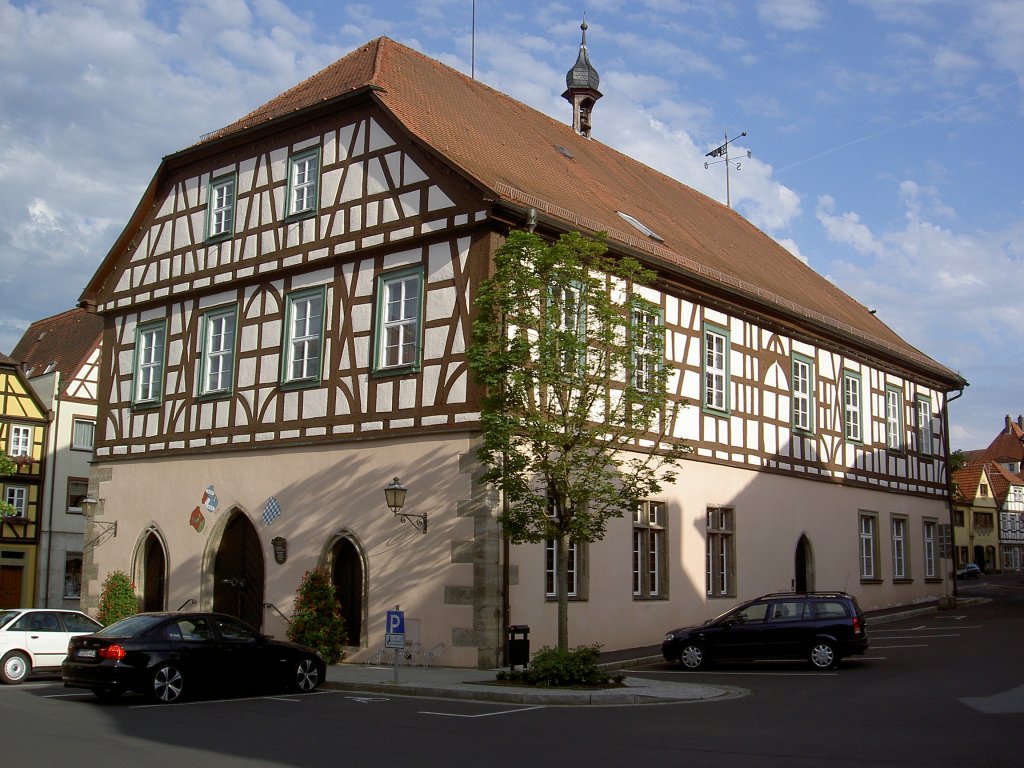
(704, 130, 751, 208)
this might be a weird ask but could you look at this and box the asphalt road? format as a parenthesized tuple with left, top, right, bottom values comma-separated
(3, 577, 1021, 768)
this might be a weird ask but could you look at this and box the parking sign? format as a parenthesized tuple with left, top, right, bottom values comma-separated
(385, 609, 405, 649)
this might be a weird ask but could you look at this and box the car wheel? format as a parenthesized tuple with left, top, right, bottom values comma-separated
(292, 657, 321, 692)
(809, 641, 837, 670)
(151, 664, 185, 703)
(678, 643, 707, 671)
(0, 651, 30, 685)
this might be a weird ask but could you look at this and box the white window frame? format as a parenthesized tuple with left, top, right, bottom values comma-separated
(201, 306, 237, 395)
(885, 387, 903, 452)
(287, 149, 320, 217)
(860, 513, 878, 580)
(207, 174, 235, 239)
(916, 396, 932, 456)
(706, 506, 735, 597)
(703, 325, 728, 413)
(545, 539, 579, 598)
(843, 371, 863, 442)
(283, 290, 324, 384)
(8, 425, 31, 457)
(4, 485, 27, 517)
(892, 516, 908, 580)
(923, 520, 937, 579)
(133, 321, 166, 406)
(376, 270, 422, 372)
(71, 418, 95, 451)
(633, 501, 666, 598)
(792, 354, 814, 433)
(630, 304, 661, 392)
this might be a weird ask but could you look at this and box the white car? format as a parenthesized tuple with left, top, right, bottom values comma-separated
(0, 609, 102, 684)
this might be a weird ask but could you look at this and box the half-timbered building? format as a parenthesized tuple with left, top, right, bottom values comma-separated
(0, 353, 50, 608)
(11, 308, 104, 608)
(79, 35, 965, 667)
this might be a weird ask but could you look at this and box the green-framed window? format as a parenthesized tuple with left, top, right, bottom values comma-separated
(630, 302, 662, 392)
(702, 323, 729, 413)
(282, 289, 324, 385)
(885, 386, 904, 452)
(791, 353, 814, 433)
(133, 320, 166, 406)
(200, 306, 237, 396)
(207, 174, 236, 240)
(843, 371, 863, 443)
(375, 268, 423, 373)
(915, 396, 933, 456)
(287, 149, 320, 218)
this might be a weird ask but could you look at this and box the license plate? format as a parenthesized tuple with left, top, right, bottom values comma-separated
(76, 648, 96, 658)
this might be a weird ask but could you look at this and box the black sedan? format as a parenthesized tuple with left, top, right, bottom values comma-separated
(62, 612, 325, 703)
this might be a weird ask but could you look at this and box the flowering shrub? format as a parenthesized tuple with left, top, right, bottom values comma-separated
(287, 568, 348, 663)
(96, 570, 139, 625)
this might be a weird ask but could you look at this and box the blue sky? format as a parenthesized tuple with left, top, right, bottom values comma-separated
(1, 0, 1021, 449)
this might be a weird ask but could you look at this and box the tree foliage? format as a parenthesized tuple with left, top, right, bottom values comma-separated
(287, 567, 347, 664)
(468, 230, 688, 649)
(96, 569, 138, 625)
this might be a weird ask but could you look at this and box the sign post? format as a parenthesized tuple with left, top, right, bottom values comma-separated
(385, 607, 405, 684)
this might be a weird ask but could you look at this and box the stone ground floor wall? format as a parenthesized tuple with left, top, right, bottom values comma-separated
(83, 440, 952, 668)
(34, 530, 83, 609)
(507, 459, 953, 655)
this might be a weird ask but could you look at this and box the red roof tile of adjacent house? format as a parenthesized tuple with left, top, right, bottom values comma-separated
(977, 416, 1024, 467)
(9, 308, 103, 394)
(102, 38, 962, 386)
(985, 459, 1023, 503)
(951, 463, 986, 504)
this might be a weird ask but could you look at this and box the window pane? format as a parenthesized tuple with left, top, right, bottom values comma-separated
(72, 420, 95, 449)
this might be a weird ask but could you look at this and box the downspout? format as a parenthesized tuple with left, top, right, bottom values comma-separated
(43, 372, 61, 607)
(942, 383, 966, 601)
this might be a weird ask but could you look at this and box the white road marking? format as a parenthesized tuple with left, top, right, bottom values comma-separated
(419, 705, 545, 718)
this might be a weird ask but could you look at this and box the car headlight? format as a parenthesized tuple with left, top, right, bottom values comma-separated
(664, 633, 675, 642)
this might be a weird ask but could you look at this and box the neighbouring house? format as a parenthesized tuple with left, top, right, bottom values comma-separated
(77, 33, 965, 668)
(10, 308, 104, 608)
(0, 353, 50, 608)
(987, 461, 1024, 573)
(950, 463, 1001, 573)
(966, 414, 1024, 573)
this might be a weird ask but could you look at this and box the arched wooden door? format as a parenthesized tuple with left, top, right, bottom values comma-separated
(213, 513, 265, 628)
(331, 538, 364, 645)
(142, 533, 166, 612)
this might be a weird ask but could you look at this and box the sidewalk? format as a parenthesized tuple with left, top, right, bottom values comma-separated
(322, 661, 745, 705)
(320, 597, 958, 705)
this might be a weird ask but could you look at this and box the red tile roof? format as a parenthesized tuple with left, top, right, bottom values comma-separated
(9, 308, 103, 394)
(104, 38, 964, 386)
(951, 463, 986, 503)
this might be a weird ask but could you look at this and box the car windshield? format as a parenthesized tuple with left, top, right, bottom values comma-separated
(0, 610, 20, 629)
(95, 614, 166, 637)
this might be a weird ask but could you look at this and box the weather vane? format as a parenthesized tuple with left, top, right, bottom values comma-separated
(704, 130, 751, 209)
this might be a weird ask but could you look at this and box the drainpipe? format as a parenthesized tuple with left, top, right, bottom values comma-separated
(43, 372, 61, 608)
(942, 383, 966, 601)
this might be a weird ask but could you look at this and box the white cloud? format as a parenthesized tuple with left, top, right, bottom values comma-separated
(757, 0, 825, 31)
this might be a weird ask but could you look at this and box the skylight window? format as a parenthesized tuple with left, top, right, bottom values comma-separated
(617, 211, 664, 242)
(554, 144, 575, 159)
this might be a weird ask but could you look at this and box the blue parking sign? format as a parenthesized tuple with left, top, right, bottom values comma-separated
(385, 610, 405, 649)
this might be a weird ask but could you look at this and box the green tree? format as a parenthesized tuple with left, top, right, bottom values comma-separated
(96, 570, 138, 625)
(468, 230, 687, 651)
(287, 568, 347, 664)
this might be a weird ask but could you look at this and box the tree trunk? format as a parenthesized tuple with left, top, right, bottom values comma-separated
(557, 532, 570, 651)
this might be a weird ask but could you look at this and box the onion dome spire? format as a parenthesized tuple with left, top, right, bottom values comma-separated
(562, 18, 602, 137)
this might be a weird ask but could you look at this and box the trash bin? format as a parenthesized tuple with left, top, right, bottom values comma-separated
(507, 624, 530, 670)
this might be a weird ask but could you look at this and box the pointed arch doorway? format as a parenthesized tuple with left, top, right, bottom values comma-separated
(213, 513, 265, 629)
(794, 535, 814, 592)
(329, 536, 365, 646)
(140, 531, 166, 612)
